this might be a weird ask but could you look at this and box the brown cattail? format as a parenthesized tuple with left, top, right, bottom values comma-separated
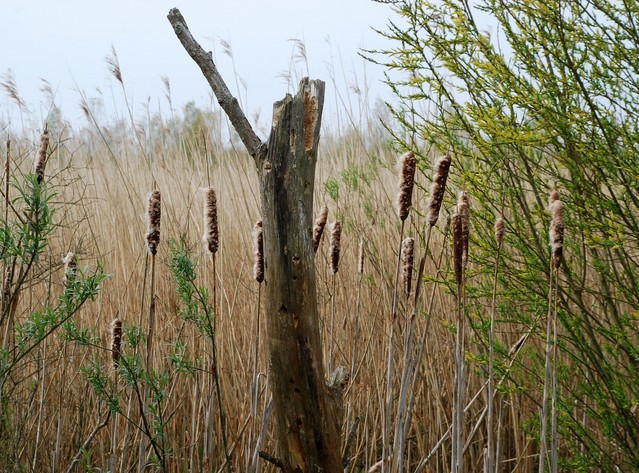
(2, 265, 13, 308)
(358, 239, 365, 276)
(145, 190, 161, 256)
(401, 237, 414, 296)
(62, 251, 77, 288)
(495, 217, 505, 247)
(111, 318, 123, 369)
(549, 191, 565, 269)
(457, 192, 470, 270)
(428, 154, 452, 226)
(452, 212, 464, 286)
(34, 128, 49, 183)
(329, 221, 341, 274)
(203, 187, 219, 254)
(312, 205, 329, 253)
(396, 151, 416, 221)
(253, 220, 264, 283)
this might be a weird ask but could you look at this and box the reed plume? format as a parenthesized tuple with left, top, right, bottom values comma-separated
(145, 191, 161, 256)
(203, 187, 219, 254)
(312, 205, 328, 253)
(427, 154, 451, 227)
(401, 237, 414, 297)
(34, 128, 49, 184)
(252, 220, 264, 283)
(396, 151, 416, 222)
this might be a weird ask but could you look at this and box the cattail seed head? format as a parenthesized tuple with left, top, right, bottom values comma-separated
(358, 239, 365, 276)
(145, 190, 161, 256)
(2, 266, 13, 308)
(397, 151, 417, 221)
(401, 237, 415, 296)
(549, 191, 565, 269)
(203, 187, 219, 254)
(495, 217, 505, 247)
(329, 221, 341, 274)
(111, 318, 123, 369)
(452, 212, 464, 286)
(62, 251, 77, 288)
(428, 154, 452, 227)
(312, 205, 329, 253)
(253, 220, 264, 283)
(34, 128, 49, 183)
(457, 192, 470, 270)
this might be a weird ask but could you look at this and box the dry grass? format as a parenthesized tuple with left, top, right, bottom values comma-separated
(0, 95, 546, 472)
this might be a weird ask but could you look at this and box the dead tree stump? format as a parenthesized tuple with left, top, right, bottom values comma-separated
(168, 9, 342, 473)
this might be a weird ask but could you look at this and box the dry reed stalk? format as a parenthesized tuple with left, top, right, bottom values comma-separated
(139, 190, 161, 472)
(249, 220, 264, 473)
(312, 205, 328, 253)
(487, 216, 505, 473)
(328, 221, 341, 373)
(34, 128, 49, 184)
(451, 192, 470, 473)
(5, 139, 10, 224)
(540, 191, 564, 473)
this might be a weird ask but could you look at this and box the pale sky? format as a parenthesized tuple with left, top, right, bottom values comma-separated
(1, 0, 395, 132)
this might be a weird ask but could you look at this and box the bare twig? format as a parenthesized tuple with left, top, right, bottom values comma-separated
(167, 8, 266, 161)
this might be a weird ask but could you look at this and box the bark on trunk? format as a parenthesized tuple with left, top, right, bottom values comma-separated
(256, 79, 342, 472)
(168, 9, 342, 472)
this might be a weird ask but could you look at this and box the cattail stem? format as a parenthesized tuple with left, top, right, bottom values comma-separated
(328, 221, 341, 374)
(550, 272, 560, 473)
(350, 239, 365, 380)
(110, 318, 122, 473)
(392, 225, 434, 473)
(487, 217, 505, 473)
(452, 192, 470, 473)
(540, 191, 564, 473)
(384, 218, 405, 471)
(139, 190, 161, 472)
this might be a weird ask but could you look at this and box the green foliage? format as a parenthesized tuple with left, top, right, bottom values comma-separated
(372, 0, 639, 469)
(0, 167, 107, 467)
(169, 238, 215, 338)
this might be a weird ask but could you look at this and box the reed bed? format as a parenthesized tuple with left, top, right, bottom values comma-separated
(0, 96, 567, 472)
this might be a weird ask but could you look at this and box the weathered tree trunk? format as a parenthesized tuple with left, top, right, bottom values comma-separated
(167, 9, 341, 472)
